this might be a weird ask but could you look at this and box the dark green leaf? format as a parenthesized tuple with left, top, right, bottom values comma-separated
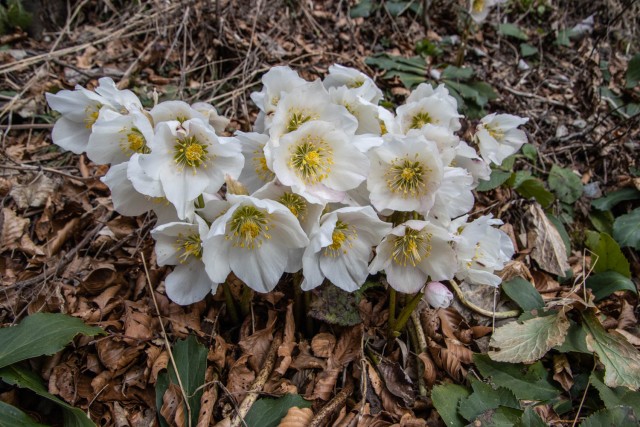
(585, 231, 631, 277)
(591, 188, 640, 211)
(520, 43, 538, 58)
(626, 53, 640, 89)
(613, 208, 640, 250)
(476, 170, 513, 192)
(501, 277, 544, 312)
(546, 213, 572, 257)
(499, 23, 529, 40)
(441, 66, 474, 81)
(473, 354, 560, 401)
(0, 365, 95, 427)
(517, 407, 547, 427)
(0, 401, 47, 427)
(554, 321, 590, 354)
(350, 0, 373, 17)
(586, 271, 637, 301)
(459, 378, 519, 421)
(548, 165, 583, 204)
(555, 29, 571, 46)
(590, 371, 640, 415)
(473, 406, 523, 426)
(588, 210, 614, 235)
(155, 372, 170, 427)
(386, 70, 426, 88)
(579, 406, 637, 427)
(244, 394, 312, 427)
(431, 383, 470, 427)
(514, 178, 555, 208)
(0, 313, 104, 369)
(365, 54, 426, 75)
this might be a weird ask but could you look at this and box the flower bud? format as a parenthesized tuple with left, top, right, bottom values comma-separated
(424, 281, 453, 308)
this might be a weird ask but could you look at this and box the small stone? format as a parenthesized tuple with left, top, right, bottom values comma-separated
(555, 124, 569, 138)
(573, 119, 587, 128)
(583, 182, 602, 199)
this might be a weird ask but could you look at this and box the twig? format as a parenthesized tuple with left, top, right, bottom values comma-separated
(230, 331, 283, 427)
(499, 84, 579, 114)
(141, 253, 193, 427)
(0, 124, 53, 130)
(448, 280, 520, 319)
(0, 163, 100, 182)
(308, 378, 354, 427)
(408, 315, 427, 396)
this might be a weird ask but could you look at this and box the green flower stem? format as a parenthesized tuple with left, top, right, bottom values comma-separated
(392, 291, 424, 335)
(239, 285, 253, 317)
(196, 194, 205, 209)
(222, 281, 239, 324)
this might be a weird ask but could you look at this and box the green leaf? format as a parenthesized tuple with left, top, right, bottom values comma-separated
(155, 372, 170, 427)
(474, 354, 560, 400)
(586, 271, 638, 301)
(499, 23, 529, 40)
(474, 406, 523, 426)
(613, 208, 640, 250)
(582, 310, 640, 390)
(579, 406, 637, 427)
(585, 231, 631, 277)
(548, 165, 583, 204)
(476, 170, 512, 192)
(590, 371, 640, 414)
(520, 43, 538, 58)
(350, 0, 373, 17)
(0, 365, 95, 427)
(554, 321, 590, 354)
(488, 311, 570, 363)
(546, 213, 571, 257)
(591, 188, 640, 210)
(521, 143, 538, 161)
(517, 406, 547, 427)
(555, 29, 571, 46)
(441, 65, 474, 80)
(431, 383, 470, 427)
(0, 313, 104, 369)
(459, 378, 519, 421)
(244, 394, 312, 427)
(0, 401, 47, 426)
(626, 53, 640, 89)
(501, 277, 544, 312)
(589, 210, 614, 235)
(514, 177, 555, 207)
(386, 70, 426, 88)
(365, 54, 426, 75)
(309, 283, 363, 326)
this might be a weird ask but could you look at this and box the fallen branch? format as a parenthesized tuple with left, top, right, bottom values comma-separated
(308, 378, 354, 427)
(448, 280, 520, 319)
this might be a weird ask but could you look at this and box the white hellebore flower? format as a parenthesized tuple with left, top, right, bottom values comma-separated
(323, 64, 383, 104)
(367, 133, 443, 214)
(396, 84, 462, 134)
(152, 215, 217, 305)
(430, 167, 475, 224)
(452, 215, 515, 287)
(150, 100, 208, 125)
(424, 281, 453, 308)
(191, 102, 230, 134)
(475, 113, 529, 166)
(250, 66, 307, 115)
(135, 119, 243, 219)
(469, 0, 507, 24)
(271, 121, 369, 204)
(452, 140, 491, 185)
(328, 86, 382, 135)
(86, 110, 154, 165)
(235, 131, 274, 194)
(302, 206, 391, 292)
(369, 220, 456, 294)
(202, 195, 309, 293)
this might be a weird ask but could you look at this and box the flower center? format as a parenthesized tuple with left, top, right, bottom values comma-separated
(289, 136, 334, 184)
(84, 104, 102, 128)
(174, 136, 210, 171)
(348, 79, 364, 88)
(392, 228, 432, 267)
(486, 125, 505, 141)
(410, 111, 432, 129)
(227, 205, 271, 250)
(472, 0, 484, 12)
(123, 128, 150, 154)
(252, 151, 275, 183)
(176, 233, 203, 262)
(324, 220, 357, 257)
(379, 120, 388, 135)
(286, 110, 314, 132)
(279, 192, 308, 220)
(386, 156, 430, 198)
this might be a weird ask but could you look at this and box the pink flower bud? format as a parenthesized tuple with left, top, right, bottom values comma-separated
(424, 281, 453, 308)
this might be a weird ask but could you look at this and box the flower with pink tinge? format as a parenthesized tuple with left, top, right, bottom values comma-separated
(424, 282, 453, 308)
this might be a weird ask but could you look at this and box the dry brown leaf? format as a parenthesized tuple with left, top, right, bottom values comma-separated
(528, 203, 570, 276)
(196, 366, 217, 427)
(618, 300, 637, 330)
(226, 354, 255, 403)
(150, 350, 168, 384)
(46, 216, 81, 257)
(311, 332, 337, 358)
(1, 208, 42, 255)
(278, 406, 313, 427)
(363, 359, 408, 418)
(417, 353, 436, 387)
(552, 354, 574, 392)
(81, 267, 118, 294)
(470, 325, 493, 339)
(437, 308, 465, 341)
(10, 173, 57, 209)
(96, 339, 142, 372)
(112, 401, 130, 427)
(209, 335, 228, 372)
(444, 338, 474, 364)
(398, 413, 427, 427)
(275, 303, 296, 375)
(429, 343, 466, 382)
(123, 302, 154, 344)
(239, 317, 275, 372)
(614, 329, 640, 346)
(377, 359, 415, 407)
(161, 383, 186, 427)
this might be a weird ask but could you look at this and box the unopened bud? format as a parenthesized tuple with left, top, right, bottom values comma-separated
(424, 281, 453, 308)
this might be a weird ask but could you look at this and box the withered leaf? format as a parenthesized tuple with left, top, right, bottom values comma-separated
(528, 203, 570, 276)
(377, 359, 415, 407)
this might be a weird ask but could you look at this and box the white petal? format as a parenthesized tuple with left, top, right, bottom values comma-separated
(165, 261, 216, 305)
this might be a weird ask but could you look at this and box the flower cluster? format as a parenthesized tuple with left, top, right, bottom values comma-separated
(46, 66, 527, 306)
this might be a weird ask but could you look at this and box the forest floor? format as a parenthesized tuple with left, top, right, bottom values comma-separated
(0, 0, 639, 426)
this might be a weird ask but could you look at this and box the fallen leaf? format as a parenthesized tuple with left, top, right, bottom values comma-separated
(310, 332, 336, 358)
(10, 173, 57, 209)
(527, 203, 571, 276)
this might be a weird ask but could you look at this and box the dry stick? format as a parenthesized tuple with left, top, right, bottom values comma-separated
(0, 163, 100, 182)
(407, 317, 427, 397)
(0, 124, 53, 130)
(308, 379, 355, 427)
(140, 254, 193, 427)
(230, 331, 284, 427)
(448, 280, 520, 319)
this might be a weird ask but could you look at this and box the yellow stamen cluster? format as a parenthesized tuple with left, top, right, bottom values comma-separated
(279, 192, 308, 220)
(392, 228, 433, 267)
(286, 110, 315, 132)
(122, 128, 150, 154)
(252, 150, 275, 183)
(348, 79, 364, 88)
(289, 136, 334, 184)
(174, 136, 210, 172)
(410, 111, 432, 129)
(176, 233, 203, 262)
(385, 155, 430, 198)
(324, 220, 357, 257)
(226, 205, 271, 249)
(472, 0, 485, 13)
(486, 125, 505, 141)
(467, 242, 487, 268)
(84, 104, 102, 128)
(379, 120, 388, 135)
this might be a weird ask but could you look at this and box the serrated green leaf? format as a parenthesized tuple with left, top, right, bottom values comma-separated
(501, 277, 544, 312)
(459, 378, 520, 421)
(499, 23, 529, 40)
(441, 65, 474, 80)
(474, 406, 523, 426)
(517, 406, 547, 427)
(586, 271, 637, 301)
(590, 371, 640, 414)
(476, 170, 513, 192)
(0, 313, 104, 369)
(520, 43, 538, 58)
(579, 406, 637, 427)
(431, 383, 470, 427)
(0, 365, 95, 427)
(244, 394, 312, 427)
(474, 354, 560, 400)
(626, 53, 640, 89)
(548, 165, 583, 204)
(613, 208, 640, 250)
(515, 177, 555, 207)
(488, 311, 569, 363)
(582, 310, 640, 390)
(585, 231, 631, 277)
(0, 400, 47, 426)
(591, 188, 640, 210)
(546, 213, 571, 257)
(554, 321, 590, 354)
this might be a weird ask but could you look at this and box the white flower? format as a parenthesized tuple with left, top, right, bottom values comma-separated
(191, 102, 230, 134)
(302, 206, 391, 292)
(430, 167, 475, 224)
(323, 64, 383, 104)
(406, 83, 459, 112)
(202, 195, 309, 292)
(367, 133, 444, 214)
(469, 0, 506, 24)
(424, 281, 453, 308)
(369, 220, 457, 293)
(475, 113, 529, 166)
(86, 110, 154, 165)
(250, 66, 307, 116)
(328, 86, 382, 135)
(270, 121, 369, 204)
(94, 77, 142, 113)
(151, 215, 217, 305)
(135, 119, 243, 219)
(452, 215, 515, 287)
(150, 100, 208, 125)
(453, 140, 491, 185)
(378, 106, 400, 135)
(396, 90, 462, 134)
(235, 131, 274, 194)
